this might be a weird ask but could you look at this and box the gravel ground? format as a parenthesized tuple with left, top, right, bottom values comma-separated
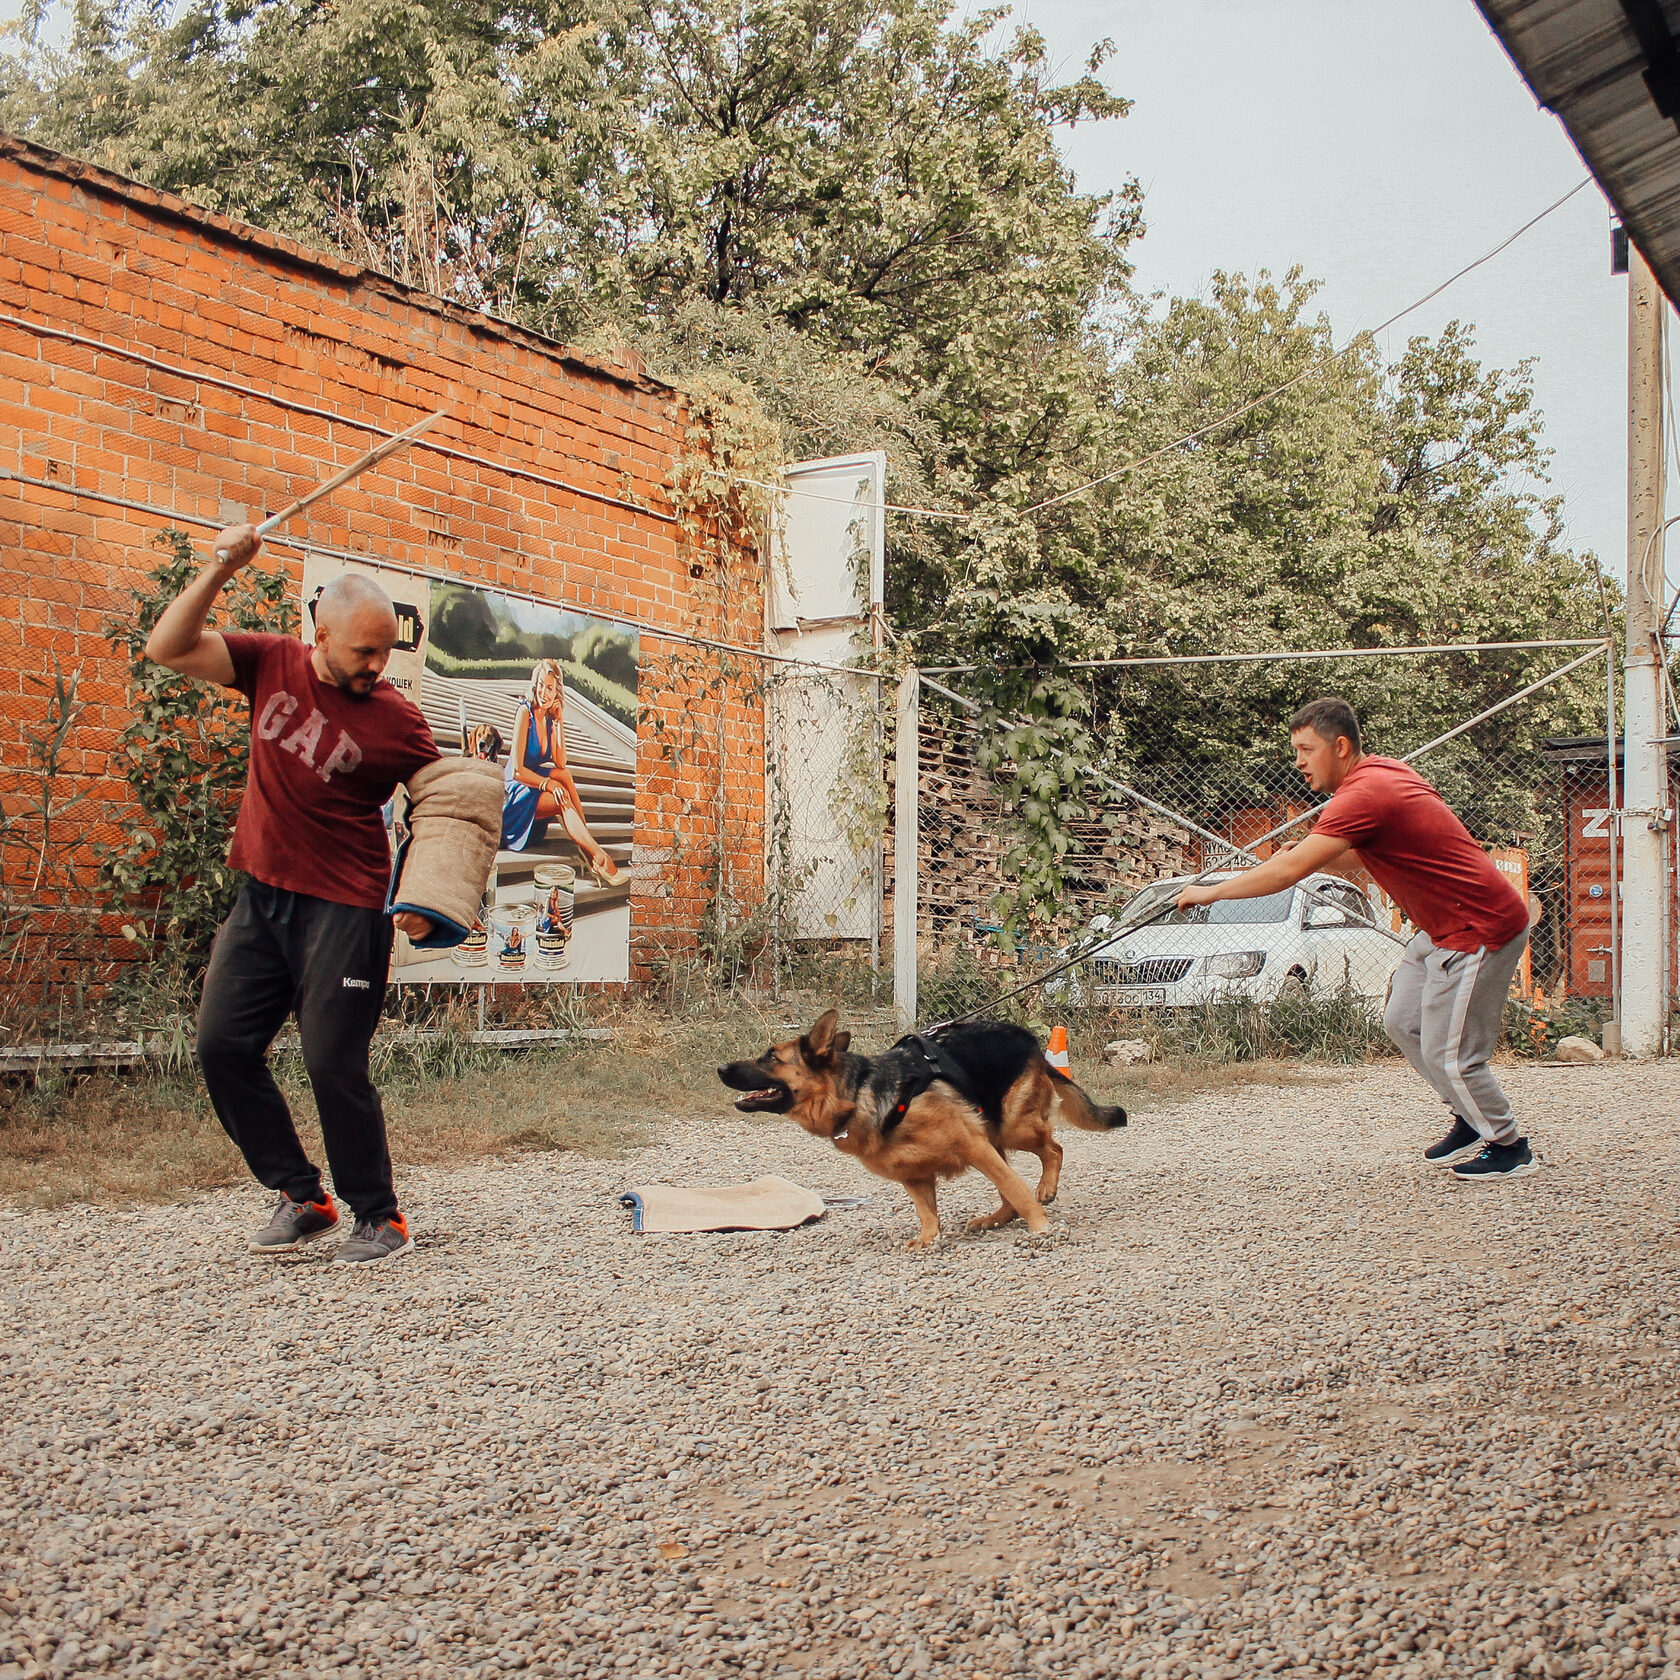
(3, 1056, 1679, 1680)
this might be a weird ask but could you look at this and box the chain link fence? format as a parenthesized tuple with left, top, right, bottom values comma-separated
(904, 659, 1617, 1060)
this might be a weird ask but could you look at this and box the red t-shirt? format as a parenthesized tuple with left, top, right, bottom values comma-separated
(1311, 756, 1528, 952)
(221, 633, 439, 909)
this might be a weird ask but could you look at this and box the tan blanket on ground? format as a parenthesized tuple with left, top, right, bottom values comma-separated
(620, 1176, 827, 1234)
(390, 756, 502, 947)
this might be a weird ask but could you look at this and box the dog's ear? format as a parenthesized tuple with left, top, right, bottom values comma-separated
(805, 1008, 841, 1059)
(831, 1030, 851, 1054)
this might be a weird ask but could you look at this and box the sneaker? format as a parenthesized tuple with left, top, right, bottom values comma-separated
(249, 1192, 339, 1253)
(1424, 1115, 1483, 1167)
(1452, 1138, 1538, 1183)
(332, 1213, 413, 1266)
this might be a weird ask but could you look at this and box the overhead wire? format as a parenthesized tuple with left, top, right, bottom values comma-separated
(0, 308, 672, 522)
(919, 637, 1603, 676)
(1022, 177, 1596, 517)
(0, 468, 885, 683)
(702, 468, 968, 521)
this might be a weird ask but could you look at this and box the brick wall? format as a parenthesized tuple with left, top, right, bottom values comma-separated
(0, 133, 766, 1009)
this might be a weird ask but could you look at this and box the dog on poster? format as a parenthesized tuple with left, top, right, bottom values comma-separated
(718, 1011, 1126, 1248)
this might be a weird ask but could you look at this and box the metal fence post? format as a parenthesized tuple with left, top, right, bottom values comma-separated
(893, 667, 920, 1031)
(1621, 246, 1669, 1056)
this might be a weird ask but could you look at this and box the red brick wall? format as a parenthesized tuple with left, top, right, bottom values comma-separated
(0, 134, 766, 1007)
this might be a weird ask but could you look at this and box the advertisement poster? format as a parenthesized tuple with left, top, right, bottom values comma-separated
(302, 563, 638, 984)
(299, 554, 430, 700)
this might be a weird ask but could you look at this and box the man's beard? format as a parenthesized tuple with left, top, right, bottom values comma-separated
(324, 651, 377, 698)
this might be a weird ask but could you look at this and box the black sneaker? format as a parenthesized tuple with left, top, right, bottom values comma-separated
(1424, 1116, 1483, 1167)
(1452, 1138, 1538, 1183)
(249, 1192, 339, 1253)
(332, 1213, 414, 1266)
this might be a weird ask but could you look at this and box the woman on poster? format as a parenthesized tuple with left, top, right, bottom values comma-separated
(501, 658, 630, 886)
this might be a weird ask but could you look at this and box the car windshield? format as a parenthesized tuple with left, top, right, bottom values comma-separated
(1118, 884, 1297, 927)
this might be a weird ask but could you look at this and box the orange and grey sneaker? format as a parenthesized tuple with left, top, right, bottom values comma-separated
(332, 1212, 413, 1266)
(249, 1192, 339, 1254)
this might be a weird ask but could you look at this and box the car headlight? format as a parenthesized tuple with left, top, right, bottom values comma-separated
(1205, 951, 1265, 978)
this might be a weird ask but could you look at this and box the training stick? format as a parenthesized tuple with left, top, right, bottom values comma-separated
(215, 408, 448, 561)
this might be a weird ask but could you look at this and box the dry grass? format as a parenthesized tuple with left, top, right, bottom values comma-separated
(0, 1002, 1311, 1210)
(0, 1001, 843, 1210)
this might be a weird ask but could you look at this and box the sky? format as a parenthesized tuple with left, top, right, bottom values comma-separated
(0, 0, 1655, 590)
(1002, 0, 1640, 593)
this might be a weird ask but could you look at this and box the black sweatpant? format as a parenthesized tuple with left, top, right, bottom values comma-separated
(196, 881, 398, 1223)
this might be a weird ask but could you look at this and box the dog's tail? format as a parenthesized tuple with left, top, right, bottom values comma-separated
(1048, 1066, 1128, 1131)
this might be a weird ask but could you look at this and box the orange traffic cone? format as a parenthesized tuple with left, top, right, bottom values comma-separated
(1046, 1024, 1071, 1074)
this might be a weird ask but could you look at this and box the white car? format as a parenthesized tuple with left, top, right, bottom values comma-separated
(1053, 872, 1403, 1009)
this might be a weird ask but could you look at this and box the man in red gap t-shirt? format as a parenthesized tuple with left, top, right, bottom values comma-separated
(145, 524, 440, 1263)
(1176, 696, 1538, 1183)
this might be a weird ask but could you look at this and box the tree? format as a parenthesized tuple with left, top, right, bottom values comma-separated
(902, 274, 1609, 929)
(0, 0, 1132, 344)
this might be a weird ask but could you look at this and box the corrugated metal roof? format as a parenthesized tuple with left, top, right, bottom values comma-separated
(1476, 0, 1680, 305)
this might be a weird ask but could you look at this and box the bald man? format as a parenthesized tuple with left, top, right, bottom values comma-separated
(146, 525, 440, 1264)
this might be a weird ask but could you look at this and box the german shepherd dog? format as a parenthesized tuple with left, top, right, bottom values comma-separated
(717, 1011, 1127, 1248)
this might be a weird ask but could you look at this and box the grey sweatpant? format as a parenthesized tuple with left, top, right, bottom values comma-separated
(1383, 928, 1530, 1145)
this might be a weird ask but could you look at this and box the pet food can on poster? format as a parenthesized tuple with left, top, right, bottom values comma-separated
(534, 927, 571, 971)
(453, 920, 489, 969)
(533, 864, 575, 972)
(534, 863, 576, 934)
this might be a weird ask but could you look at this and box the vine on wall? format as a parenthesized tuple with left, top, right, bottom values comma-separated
(101, 529, 298, 972)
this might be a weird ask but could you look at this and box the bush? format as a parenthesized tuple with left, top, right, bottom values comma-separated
(1165, 983, 1392, 1064)
(100, 528, 297, 984)
(1504, 993, 1608, 1059)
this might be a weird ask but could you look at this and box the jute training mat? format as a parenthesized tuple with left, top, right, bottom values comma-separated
(619, 1176, 827, 1234)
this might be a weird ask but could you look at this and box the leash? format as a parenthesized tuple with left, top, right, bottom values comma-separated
(927, 894, 1187, 1030)
(931, 839, 1426, 1026)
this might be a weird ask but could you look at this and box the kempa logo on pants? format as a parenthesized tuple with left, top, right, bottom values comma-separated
(342, 977, 372, 990)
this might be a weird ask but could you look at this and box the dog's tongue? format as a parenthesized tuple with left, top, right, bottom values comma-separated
(735, 1088, 778, 1108)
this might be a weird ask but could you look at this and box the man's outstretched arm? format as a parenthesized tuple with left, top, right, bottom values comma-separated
(1175, 831, 1351, 909)
(143, 524, 262, 685)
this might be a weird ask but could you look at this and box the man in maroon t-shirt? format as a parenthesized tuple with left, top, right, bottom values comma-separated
(146, 523, 441, 1262)
(1176, 696, 1538, 1182)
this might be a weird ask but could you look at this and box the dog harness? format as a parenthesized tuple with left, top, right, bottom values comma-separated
(881, 1031, 981, 1133)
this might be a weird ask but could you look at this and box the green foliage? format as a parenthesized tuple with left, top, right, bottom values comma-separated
(429, 583, 504, 661)
(0, 661, 91, 1022)
(0, 660, 88, 917)
(99, 529, 297, 973)
(572, 624, 637, 691)
(972, 666, 1097, 937)
(1504, 993, 1609, 1060)
(1169, 982, 1393, 1065)
(421, 645, 638, 727)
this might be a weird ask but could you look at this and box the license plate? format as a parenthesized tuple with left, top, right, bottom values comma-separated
(1094, 986, 1167, 1006)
